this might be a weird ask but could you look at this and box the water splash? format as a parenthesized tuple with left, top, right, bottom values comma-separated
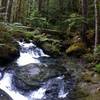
(58, 80, 69, 98)
(0, 73, 28, 100)
(30, 87, 46, 99)
(17, 41, 49, 66)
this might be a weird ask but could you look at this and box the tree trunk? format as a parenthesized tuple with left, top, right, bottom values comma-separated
(1, 0, 7, 12)
(81, 0, 88, 46)
(94, 0, 98, 52)
(38, 0, 42, 13)
(59, 0, 63, 12)
(7, 0, 13, 22)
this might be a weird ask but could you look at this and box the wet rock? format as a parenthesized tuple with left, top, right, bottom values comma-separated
(0, 32, 20, 65)
(13, 63, 67, 90)
(81, 70, 100, 83)
(0, 89, 13, 100)
(70, 70, 100, 100)
(0, 44, 19, 65)
(68, 86, 89, 100)
(0, 69, 4, 80)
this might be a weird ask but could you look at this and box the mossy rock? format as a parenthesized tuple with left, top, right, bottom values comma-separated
(41, 41, 61, 57)
(0, 32, 19, 65)
(66, 42, 85, 56)
(69, 87, 89, 100)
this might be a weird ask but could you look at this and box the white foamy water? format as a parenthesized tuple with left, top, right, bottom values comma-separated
(17, 41, 49, 66)
(0, 72, 47, 100)
(58, 90, 69, 98)
(17, 52, 40, 66)
(0, 73, 28, 100)
(30, 88, 46, 99)
(0, 73, 68, 100)
(58, 76, 69, 98)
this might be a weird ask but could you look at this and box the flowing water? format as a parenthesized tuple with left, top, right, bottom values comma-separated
(0, 41, 75, 100)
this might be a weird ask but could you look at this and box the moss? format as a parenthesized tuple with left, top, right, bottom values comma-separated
(0, 31, 19, 65)
(41, 41, 61, 56)
(66, 42, 85, 56)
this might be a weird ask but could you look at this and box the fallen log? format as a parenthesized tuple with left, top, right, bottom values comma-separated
(41, 28, 66, 35)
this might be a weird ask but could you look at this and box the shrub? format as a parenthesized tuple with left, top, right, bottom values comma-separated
(27, 17, 49, 28)
(83, 53, 94, 63)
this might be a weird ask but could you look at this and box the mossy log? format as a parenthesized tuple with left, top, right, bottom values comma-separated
(41, 28, 66, 35)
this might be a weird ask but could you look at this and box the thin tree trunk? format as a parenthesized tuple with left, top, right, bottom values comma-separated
(4, 0, 10, 22)
(7, 0, 13, 22)
(94, 0, 98, 52)
(38, 0, 42, 13)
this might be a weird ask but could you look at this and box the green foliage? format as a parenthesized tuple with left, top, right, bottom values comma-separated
(27, 9, 50, 28)
(95, 64, 100, 73)
(95, 45, 100, 56)
(94, 45, 100, 62)
(63, 13, 84, 32)
(27, 0, 83, 31)
(9, 23, 27, 32)
(28, 17, 49, 28)
(83, 53, 94, 63)
(30, 10, 41, 18)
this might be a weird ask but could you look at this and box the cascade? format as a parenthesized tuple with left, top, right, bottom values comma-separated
(0, 41, 74, 100)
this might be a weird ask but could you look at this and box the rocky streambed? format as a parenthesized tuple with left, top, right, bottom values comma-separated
(0, 41, 76, 100)
(0, 40, 99, 100)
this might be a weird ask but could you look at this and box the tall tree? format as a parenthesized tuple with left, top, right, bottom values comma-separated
(94, 0, 98, 52)
(81, 0, 88, 46)
(38, 0, 42, 13)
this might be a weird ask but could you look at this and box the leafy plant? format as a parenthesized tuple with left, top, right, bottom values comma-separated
(63, 13, 84, 32)
(27, 17, 49, 28)
(95, 63, 100, 73)
(95, 45, 100, 55)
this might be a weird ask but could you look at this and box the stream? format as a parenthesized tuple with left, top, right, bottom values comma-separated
(0, 41, 75, 100)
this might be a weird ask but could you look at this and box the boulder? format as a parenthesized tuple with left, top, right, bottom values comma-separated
(0, 89, 13, 100)
(13, 63, 67, 90)
(66, 42, 85, 56)
(40, 41, 61, 57)
(0, 32, 20, 65)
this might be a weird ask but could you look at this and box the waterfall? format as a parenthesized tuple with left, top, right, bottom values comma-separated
(0, 73, 28, 100)
(0, 41, 74, 100)
(16, 41, 49, 66)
